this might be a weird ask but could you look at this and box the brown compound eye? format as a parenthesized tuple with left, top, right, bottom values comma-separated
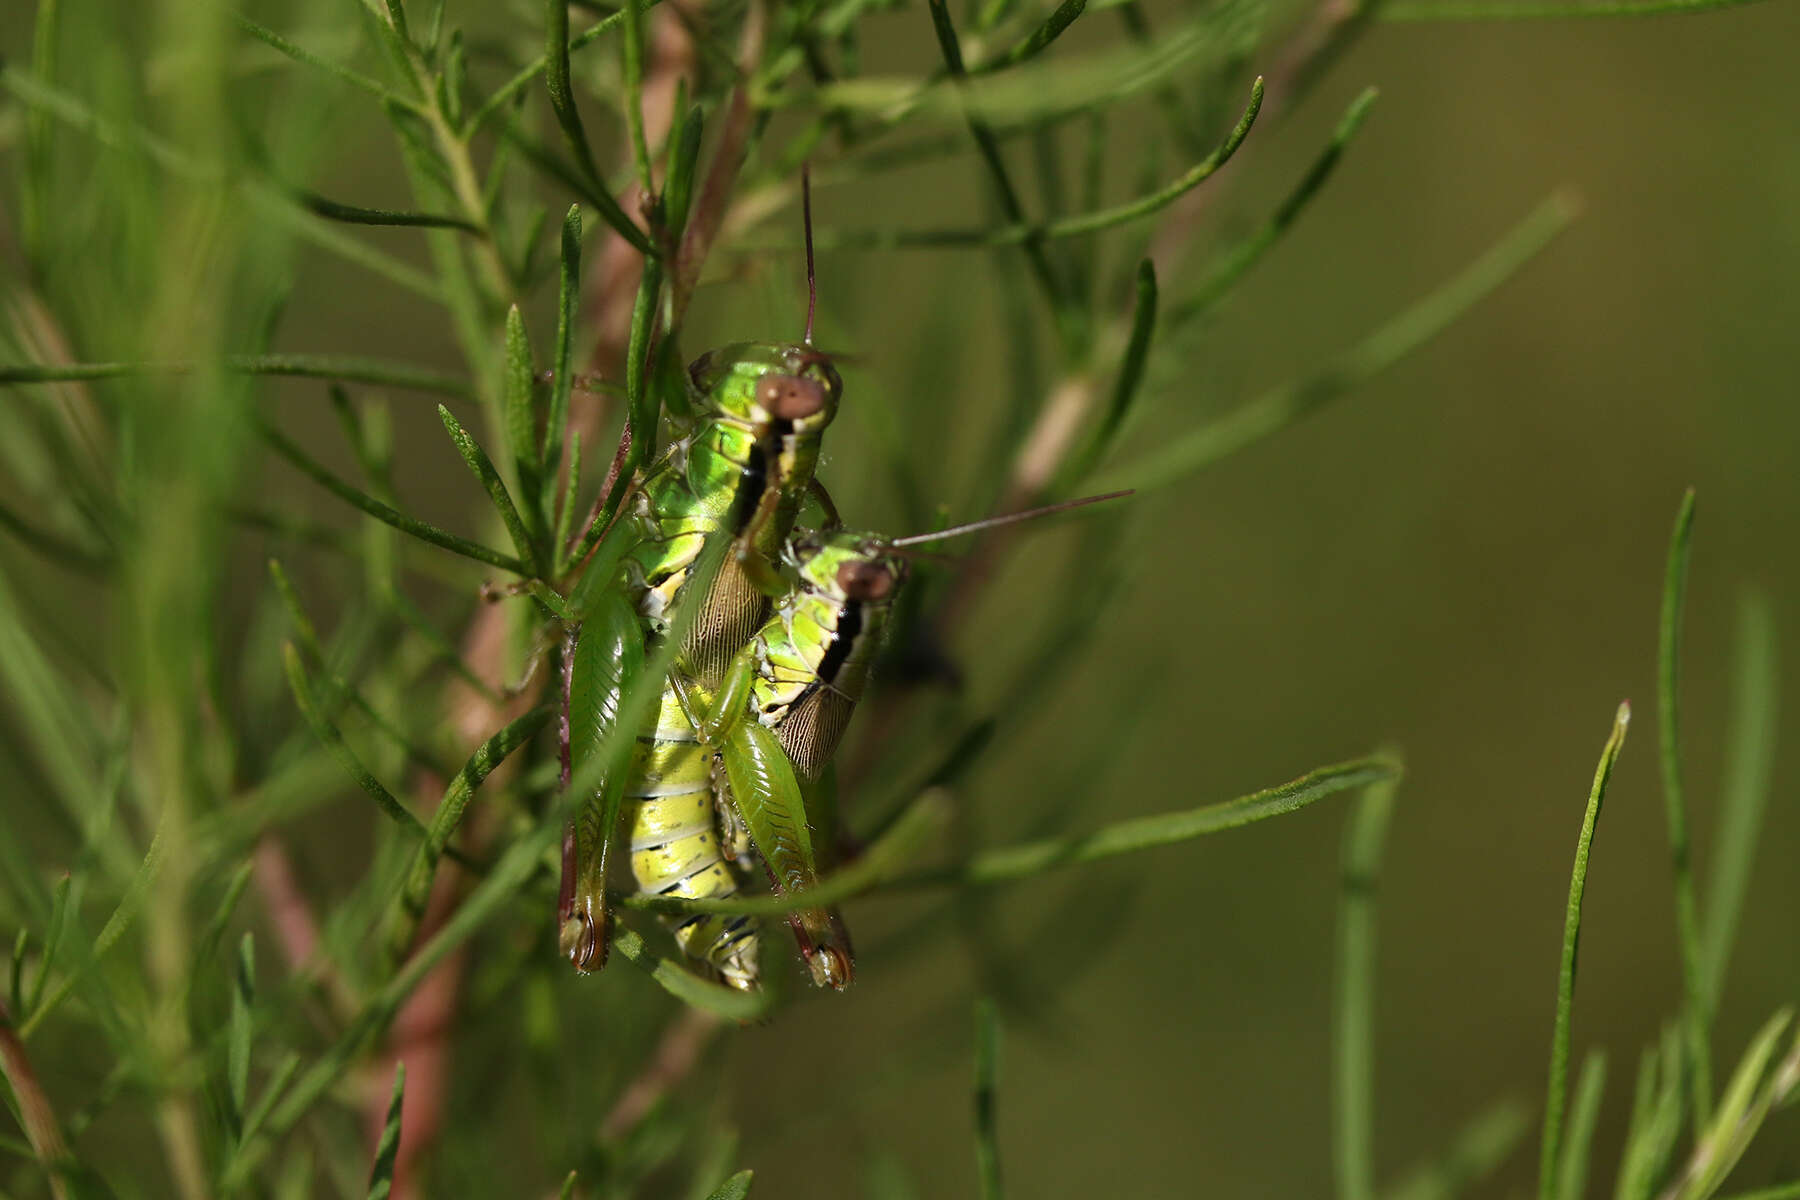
(756, 372, 826, 420)
(836, 560, 895, 601)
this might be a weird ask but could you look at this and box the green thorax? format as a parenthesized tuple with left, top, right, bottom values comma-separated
(751, 531, 906, 779)
(625, 342, 841, 681)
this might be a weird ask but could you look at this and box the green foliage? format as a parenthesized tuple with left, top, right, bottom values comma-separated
(0, 0, 1792, 1196)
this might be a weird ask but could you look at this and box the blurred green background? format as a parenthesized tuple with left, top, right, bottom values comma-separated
(5, 0, 1799, 1195)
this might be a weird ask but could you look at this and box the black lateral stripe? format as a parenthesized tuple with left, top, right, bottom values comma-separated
(729, 440, 769, 535)
(814, 599, 863, 691)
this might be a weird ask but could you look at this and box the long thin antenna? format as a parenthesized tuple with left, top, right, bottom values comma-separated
(887, 490, 1133, 548)
(801, 162, 818, 347)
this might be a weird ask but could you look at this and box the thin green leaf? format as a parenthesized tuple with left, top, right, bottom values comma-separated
(541, 0, 653, 254)
(20, 817, 167, 1038)
(622, 258, 665, 471)
(1616, 1027, 1686, 1200)
(1657, 487, 1713, 1131)
(227, 13, 392, 102)
(901, 756, 1399, 888)
(239, 1051, 300, 1155)
(553, 430, 583, 570)
(817, 77, 1262, 250)
(1556, 1051, 1607, 1200)
(386, 706, 553, 963)
(270, 561, 443, 772)
(1110, 190, 1578, 492)
(502, 308, 546, 548)
(1700, 589, 1778, 1012)
(663, 104, 704, 240)
(262, 422, 527, 574)
(437, 403, 546, 575)
(282, 643, 429, 841)
(1170, 87, 1380, 329)
(367, 1063, 405, 1199)
(620, 0, 653, 194)
(0, 499, 108, 574)
(973, 998, 1002, 1200)
(465, 0, 668, 134)
(924, 0, 1073, 342)
(1061, 258, 1157, 488)
(228, 933, 254, 1137)
(1384, 0, 1772, 17)
(0, 355, 474, 398)
(291, 189, 480, 231)
(1716, 1186, 1800, 1200)
(543, 206, 581, 504)
(1538, 702, 1630, 1200)
(701, 1169, 754, 1200)
(1336, 768, 1399, 1200)
(975, 0, 1088, 73)
(1383, 1096, 1531, 1200)
(625, 789, 951, 918)
(1680, 1012, 1796, 1199)
(610, 929, 770, 1023)
(0, 562, 103, 826)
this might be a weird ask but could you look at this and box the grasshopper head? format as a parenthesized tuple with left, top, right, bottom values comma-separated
(788, 530, 908, 606)
(687, 342, 842, 439)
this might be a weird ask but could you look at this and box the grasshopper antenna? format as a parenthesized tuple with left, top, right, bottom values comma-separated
(802, 161, 818, 347)
(887, 490, 1133, 548)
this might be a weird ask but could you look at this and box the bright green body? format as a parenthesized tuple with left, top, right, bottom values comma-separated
(624, 343, 840, 685)
(750, 533, 904, 780)
(566, 341, 841, 986)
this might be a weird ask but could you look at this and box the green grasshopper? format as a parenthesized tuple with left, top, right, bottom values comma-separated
(560, 180, 845, 982)
(688, 493, 1132, 989)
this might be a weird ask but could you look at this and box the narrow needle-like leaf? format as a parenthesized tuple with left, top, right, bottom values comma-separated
(1555, 1051, 1607, 1200)
(609, 929, 770, 1022)
(367, 1063, 405, 1199)
(542, 0, 653, 254)
(1538, 702, 1629, 1200)
(543, 206, 581, 504)
(282, 643, 429, 841)
(702, 1170, 755, 1200)
(1336, 768, 1399, 1200)
(438, 404, 547, 575)
(1657, 487, 1712, 1131)
(816, 78, 1262, 251)
(1383, 0, 1773, 18)
(0, 355, 474, 398)
(900, 756, 1398, 888)
(1171, 87, 1379, 328)
(1700, 589, 1780, 1010)
(291, 190, 481, 231)
(386, 706, 553, 963)
(1382, 1096, 1531, 1200)
(974, 998, 1003, 1200)
(262, 423, 527, 573)
(975, 0, 1088, 73)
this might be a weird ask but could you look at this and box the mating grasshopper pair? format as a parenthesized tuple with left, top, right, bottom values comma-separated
(555, 328, 901, 993)
(552, 189, 1124, 995)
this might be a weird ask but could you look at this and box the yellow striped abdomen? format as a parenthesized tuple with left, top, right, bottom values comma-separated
(626, 689, 759, 991)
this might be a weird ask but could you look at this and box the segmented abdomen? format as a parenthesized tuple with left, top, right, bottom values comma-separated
(626, 688, 758, 991)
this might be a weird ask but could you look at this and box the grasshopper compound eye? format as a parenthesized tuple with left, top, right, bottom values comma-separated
(756, 372, 827, 420)
(836, 559, 896, 601)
